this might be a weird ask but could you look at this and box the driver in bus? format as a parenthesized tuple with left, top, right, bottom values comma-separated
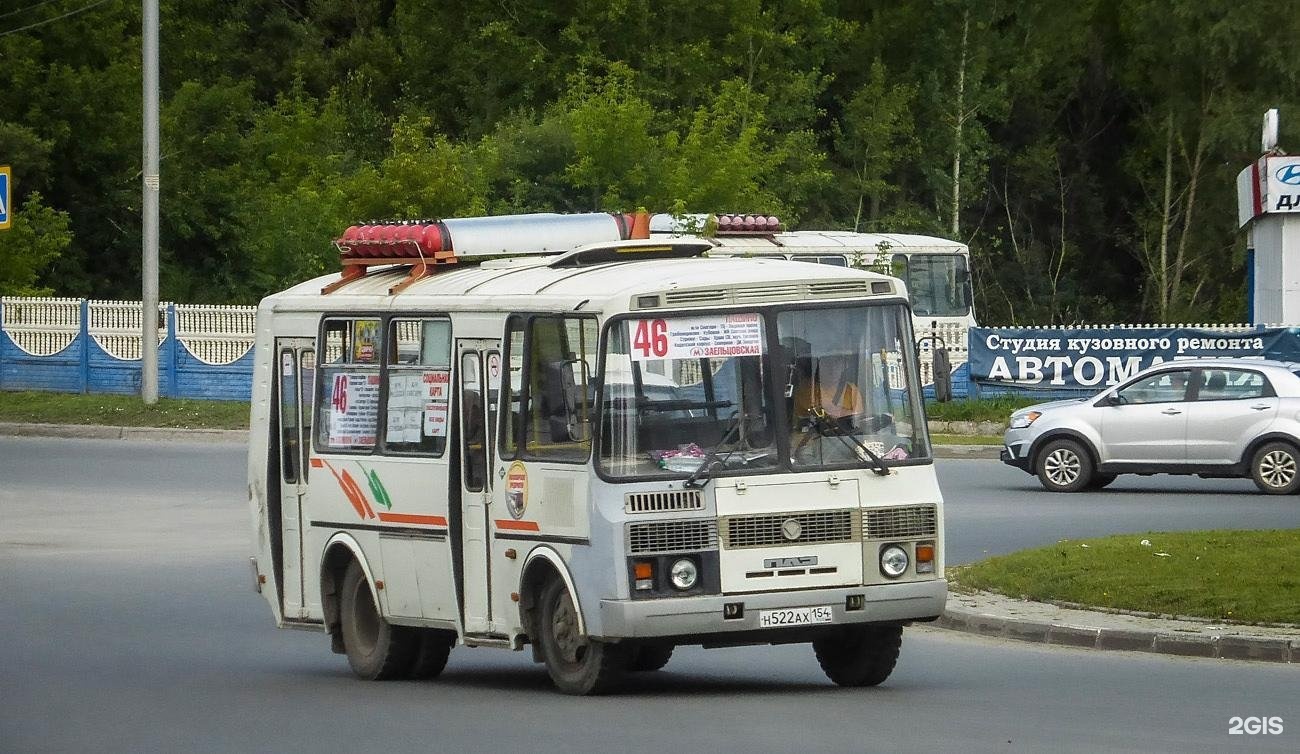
(794, 353, 864, 421)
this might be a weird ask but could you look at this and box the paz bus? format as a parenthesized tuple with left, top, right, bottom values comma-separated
(248, 212, 947, 694)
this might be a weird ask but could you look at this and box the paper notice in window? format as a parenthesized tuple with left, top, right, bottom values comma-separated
(328, 372, 379, 446)
(424, 401, 449, 437)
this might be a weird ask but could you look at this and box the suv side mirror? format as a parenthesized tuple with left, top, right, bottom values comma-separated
(1098, 393, 1121, 407)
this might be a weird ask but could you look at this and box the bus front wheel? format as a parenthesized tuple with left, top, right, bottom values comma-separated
(812, 625, 902, 687)
(537, 578, 627, 695)
(628, 643, 674, 672)
(339, 560, 417, 680)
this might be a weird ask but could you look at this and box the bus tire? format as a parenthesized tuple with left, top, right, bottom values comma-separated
(628, 644, 674, 672)
(408, 629, 455, 680)
(537, 578, 627, 695)
(339, 560, 416, 680)
(812, 625, 902, 687)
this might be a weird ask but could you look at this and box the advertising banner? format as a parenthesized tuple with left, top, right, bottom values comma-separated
(969, 327, 1300, 390)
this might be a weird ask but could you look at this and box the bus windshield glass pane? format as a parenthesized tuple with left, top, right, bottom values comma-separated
(599, 313, 777, 479)
(901, 254, 968, 318)
(778, 304, 930, 467)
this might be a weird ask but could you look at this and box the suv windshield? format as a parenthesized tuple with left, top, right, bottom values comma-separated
(597, 304, 929, 479)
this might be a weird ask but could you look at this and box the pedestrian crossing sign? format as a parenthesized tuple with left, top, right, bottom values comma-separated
(0, 166, 10, 230)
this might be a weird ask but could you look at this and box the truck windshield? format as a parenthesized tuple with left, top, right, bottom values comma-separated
(893, 253, 970, 318)
(597, 304, 929, 479)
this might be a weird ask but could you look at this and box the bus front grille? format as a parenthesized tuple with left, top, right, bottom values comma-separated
(721, 509, 857, 549)
(624, 490, 704, 514)
(862, 505, 938, 540)
(627, 520, 718, 554)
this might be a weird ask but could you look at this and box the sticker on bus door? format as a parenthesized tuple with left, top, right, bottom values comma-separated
(629, 313, 764, 361)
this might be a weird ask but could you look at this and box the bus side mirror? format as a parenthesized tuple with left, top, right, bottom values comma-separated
(932, 347, 952, 402)
(543, 359, 593, 443)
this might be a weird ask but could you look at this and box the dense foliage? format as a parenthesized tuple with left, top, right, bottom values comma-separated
(1, 1, 1296, 322)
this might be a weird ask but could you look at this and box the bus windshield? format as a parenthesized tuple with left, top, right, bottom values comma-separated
(779, 304, 929, 469)
(893, 253, 970, 318)
(597, 304, 929, 479)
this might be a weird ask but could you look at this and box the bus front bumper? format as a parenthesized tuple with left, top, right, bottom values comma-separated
(596, 579, 946, 640)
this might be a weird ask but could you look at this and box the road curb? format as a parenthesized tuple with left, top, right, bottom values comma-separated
(936, 597, 1300, 663)
(932, 444, 1001, 459)
(0, 422, 248, 444)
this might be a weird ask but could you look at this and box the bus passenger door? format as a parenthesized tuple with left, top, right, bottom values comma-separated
(457, 340, 499, 634)
(275, 340, 315, 620)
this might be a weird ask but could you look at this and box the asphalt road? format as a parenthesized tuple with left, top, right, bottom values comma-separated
(938, 458, 1300, 564)
(1, 437, 1296, 753)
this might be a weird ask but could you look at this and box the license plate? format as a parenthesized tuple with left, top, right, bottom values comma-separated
(758, 605, 834, 628)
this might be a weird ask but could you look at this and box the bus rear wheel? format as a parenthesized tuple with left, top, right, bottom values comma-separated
(408, 629, 455, 680)
(812, 625, 902, 687)
(537, 578, 627, 695)
(339, 560, 417, 680)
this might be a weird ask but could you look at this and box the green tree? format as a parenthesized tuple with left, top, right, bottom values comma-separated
(0, 193, 71, 296)
(833, 60, 917, 232)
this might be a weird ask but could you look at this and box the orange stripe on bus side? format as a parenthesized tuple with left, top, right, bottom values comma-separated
(495, 519, 541, 531)
(310, 458, 323, 468)
(376, 512, 448, 527)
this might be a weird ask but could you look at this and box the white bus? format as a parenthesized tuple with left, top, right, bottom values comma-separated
(650, 213, 977, 332)
(248, 213, 947, 694)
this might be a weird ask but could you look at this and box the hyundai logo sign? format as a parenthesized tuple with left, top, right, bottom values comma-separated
(1275, 164, 1300, 186)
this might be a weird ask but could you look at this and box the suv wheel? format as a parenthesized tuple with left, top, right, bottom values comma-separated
(1034, 438, 1094, 493)
(1250, 441, 1300, 494)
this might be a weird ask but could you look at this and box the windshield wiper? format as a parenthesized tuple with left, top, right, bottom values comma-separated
(805, 409, 890, 477)
(683, 412, 745, 489)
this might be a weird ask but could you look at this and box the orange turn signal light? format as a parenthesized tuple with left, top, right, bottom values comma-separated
(633, 561, 654, 580)
(915, 544, 935, 563)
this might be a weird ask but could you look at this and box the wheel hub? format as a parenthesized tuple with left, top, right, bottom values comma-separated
(1259, 450, 1296, 488)
(1044, 449, 1080, 486)
(551, 592, 586, 664)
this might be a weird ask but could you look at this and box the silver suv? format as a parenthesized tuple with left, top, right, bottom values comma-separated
(1001, 358, 1300, 494)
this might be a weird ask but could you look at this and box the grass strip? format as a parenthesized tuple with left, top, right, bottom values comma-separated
(951, 529, 1300, 624)
(926, 395, 1048, 423)
(931, 433, 1001, 446)
(0, 391, 249, 430)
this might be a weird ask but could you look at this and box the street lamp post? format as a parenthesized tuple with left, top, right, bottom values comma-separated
(142, 0, 159, 404)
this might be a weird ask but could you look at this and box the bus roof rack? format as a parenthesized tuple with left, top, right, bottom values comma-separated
(324, 211, 651, 294)
(547, 240, 714, 267)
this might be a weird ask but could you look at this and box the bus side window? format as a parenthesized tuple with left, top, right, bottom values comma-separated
(383, 317, 451, 456)
(503, 315, 596, 463)
(317, 317, 381, 452)
(502, 317, 527, 458)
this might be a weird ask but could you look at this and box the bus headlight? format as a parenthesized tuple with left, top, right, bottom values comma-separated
(879, 545, 909, 579)
(669, 558, 699, 590)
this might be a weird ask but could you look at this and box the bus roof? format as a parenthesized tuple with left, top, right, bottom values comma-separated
(261, 252, 907, 317)
(705, 230, 968, 254)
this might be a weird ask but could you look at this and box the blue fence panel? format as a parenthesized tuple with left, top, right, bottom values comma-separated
(173, 346, 254, 400)
(1, 298, 254, 401)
